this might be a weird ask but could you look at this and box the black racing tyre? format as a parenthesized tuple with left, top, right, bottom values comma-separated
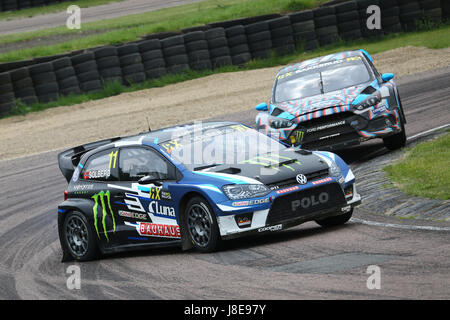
(337, 10, 360, 23)
(205, 27, 226, 40)
(138, 39, 161, 52)
(379, 0, 396, 8)
(247, 30, 271, 43)
(58, 76, 79, 90)
(207, 36, 228, 49)
(190, 60, 212, 70)
(32, 71, 57, 84)
(97, 56, 120, 69)
(123, 72, 146, 84)
(225, 25, 245, 37)
(161, 35, 184, 48)
(383, 23, 403, 34)
(0, 102, 14, 117)
(14, 87, 35, 98)
(383, 115, 406, 150)
(316, 208, 353, 228)
(74, 60, 97, 74)
(185, 40, 208, 52)
(145, 67, 167, 79)
(230, 43, 250, 56)
(63, 211, 99, 261)
(382, 15, 400, 27)
(226, 34, 247, 47)
(141, 49, 164, 61)
(304, 39, 319, 51)
(29, 62, 53, 75)
(273, 44, 295, 55)
(71, 53, 94, 65)
(80, 80, 103, 92)
(270, 26, 293, 39)
(117, 44, 139, 56)
(315, 15, 337, 28)
(99, 67, 122, 78)
(294, 31, 317, 42)
(245, 21, 269, 34)
(93, 46, 118, 59)
(143, 58, 166, 69)
(0, 91, 14, 102)
(184, 196, 222, 253)
(316, 25, 338, 37)
(35, 82, 58, 95)
(400, 10, 422, 23)
(338, 20, 362, 33)
(288, 10, 314, 23)
(292, 20, 315, 33)
(17, 95, 38, 105)
(120, 53, 142, 67)
(38, 92, 59, 103)
(10, 68, 29, 81)
(165, 54, 189, 66)
(313, 6, 335, 17)
(231, 52, 252, 65)
(212, 55, 232, 68)
(0, 72, 11, 85)
(210, 46, 231, 58)
(399, 2, 421, 14)
(318, 33, 340, 46)
(252, 49, 271, 60)
(249, 40, 272, 52)
(122, 64, 145, 76)
(60, 86, 82, 96)
(183, 31, 205, 43)
(77, 71, 100, 83)
(381, 6, 400, 18)
(272, 37, 294, 47)
(52, 57, 71, 70)
(421, 0, 441, 10)
(167, 64, 189, 74)
(334, 1, 357, 13)
(12, 77, 33, 90)
(188, 50, 210, 61)
(340, 29, 362, 40)
(267, 16, 291, 29)
(55, 66, 76, 80)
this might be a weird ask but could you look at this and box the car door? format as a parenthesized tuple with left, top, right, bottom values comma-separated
(109, 145, 181, 245)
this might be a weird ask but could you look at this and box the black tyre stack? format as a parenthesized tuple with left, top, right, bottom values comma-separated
(225, 25, 252, 66)
(11, 67, 38, 105)
(443, 0, 450, 20)
(314, 6, 340, 46)
(357, 0, 383, 38)
(420, 0, 443, 24)
(205, 28, 232, 69)
(138, 39, 167, 80)
(183, 31, 212, 71)
(53, 57, 81, 96)
(2, 0, 18, 11)
(117, 44, 146, 85)
(29, 62, 59, 103)
(267, 16, 295, 56)
(71, 52, 103, 93)
(93, 46, 123, 85)
(398, 0, 423, 31)
(161, 35, 190, 74)
(0, 73, 15, 117)
(245, 21, 273, 60)
(335, 0, 363, 41)
(18, 0, 32, 10)
(31, 0, 46, 7)
(289, 10, 318, 51)
(379, 0, 402, 34)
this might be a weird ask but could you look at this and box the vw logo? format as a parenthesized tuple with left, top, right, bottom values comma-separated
(296, 174, 307, 185)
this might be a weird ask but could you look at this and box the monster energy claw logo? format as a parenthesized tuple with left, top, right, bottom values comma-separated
(92, 191, 116, 241)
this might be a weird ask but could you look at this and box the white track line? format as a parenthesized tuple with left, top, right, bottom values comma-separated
(407, 123, 450, 141)
(350, 218, 450, 232)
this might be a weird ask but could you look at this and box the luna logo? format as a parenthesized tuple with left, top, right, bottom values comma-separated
(148, 201, 175, 217)
(92, 191, 116, 241)
(291, 192, 329, 211)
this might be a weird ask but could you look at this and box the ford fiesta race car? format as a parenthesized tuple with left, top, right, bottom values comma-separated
(255, 49, 407, 151)
(57, 122, 361, 261)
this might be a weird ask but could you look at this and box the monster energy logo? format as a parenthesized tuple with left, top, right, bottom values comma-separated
(242, 154, 301, 171)
(92, 190, 116, 241)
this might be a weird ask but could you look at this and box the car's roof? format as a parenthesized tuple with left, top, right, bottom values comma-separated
(276, 49, 369, 77)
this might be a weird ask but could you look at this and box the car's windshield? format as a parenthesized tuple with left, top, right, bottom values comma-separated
(274, 56, 372, 103)
(159, 124, 284, 171)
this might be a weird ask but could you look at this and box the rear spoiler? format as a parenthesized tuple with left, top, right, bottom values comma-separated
(58, 137, 121, 183)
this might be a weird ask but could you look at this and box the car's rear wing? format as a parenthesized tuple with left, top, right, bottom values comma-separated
(58, 137, 121, 182)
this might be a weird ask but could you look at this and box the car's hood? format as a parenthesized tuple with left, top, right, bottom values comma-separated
(273, 82, 372, 119)
(195, 148, 329, 186)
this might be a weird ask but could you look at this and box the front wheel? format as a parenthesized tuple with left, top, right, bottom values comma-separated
(63, 211, 99, 261)
(316, 208, 353, 228)
(185, 196, 222, 253)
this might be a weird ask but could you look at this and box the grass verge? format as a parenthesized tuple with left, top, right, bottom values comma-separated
(4, 24, 450, 119)
(384, 131, 450, 200)
(0, 0, 326, 62)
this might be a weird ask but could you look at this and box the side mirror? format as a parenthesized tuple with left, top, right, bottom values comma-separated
(138, 174, 162, 186)
(255, 102, 268, 111)
(381, 73, 394, 82)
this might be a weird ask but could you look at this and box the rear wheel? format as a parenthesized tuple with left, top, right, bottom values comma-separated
(185, 197, 222, 253)
(63, 211, 99, 261)
(316, 208, 353, 228)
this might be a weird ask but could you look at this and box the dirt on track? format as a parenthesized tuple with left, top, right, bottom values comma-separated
(0, 46, 449, 162)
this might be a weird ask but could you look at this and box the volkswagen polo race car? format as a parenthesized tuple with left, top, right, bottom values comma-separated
(57, 121, 361, 261)
(255, 49, 407, 151)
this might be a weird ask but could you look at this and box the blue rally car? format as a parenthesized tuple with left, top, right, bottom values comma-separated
(57, 121, 361, 261)
(255, 49, 407, 151)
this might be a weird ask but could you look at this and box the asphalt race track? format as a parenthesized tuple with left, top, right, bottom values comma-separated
(0, 67, 449, 299)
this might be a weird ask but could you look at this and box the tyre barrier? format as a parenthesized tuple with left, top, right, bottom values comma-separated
(205, 28, 232, 69)
(268, 16, 296, 56)
(71, 52, 103, 93)
(245, 21, 273, 60)
(225, 25, 252, 66)
(117, 44, 146, 85)
(94, 46, 123, 85)
(161, 35, 190, 75)
(183, 31, 212, 71)
(0, 0, 81, 12)
(0, 0, 448, 115)
(289, 10, 319, 51)
(138, 39, 167, 80)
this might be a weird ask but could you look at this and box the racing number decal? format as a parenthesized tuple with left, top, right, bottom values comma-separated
(108, 150, 118, 169)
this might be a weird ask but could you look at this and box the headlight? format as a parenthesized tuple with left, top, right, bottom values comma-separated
(268, 117, 294, 129)
(329, 162, 342, 178)
(355, 92, 381, 110)
(222, 184, 270, 200)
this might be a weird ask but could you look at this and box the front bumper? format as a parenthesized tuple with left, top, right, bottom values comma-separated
(217, 182, 361, 240)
